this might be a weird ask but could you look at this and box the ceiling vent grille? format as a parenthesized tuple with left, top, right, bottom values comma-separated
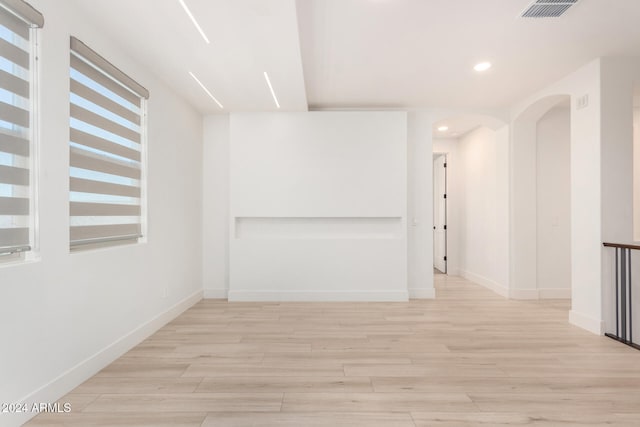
(521, 0, 579, 18)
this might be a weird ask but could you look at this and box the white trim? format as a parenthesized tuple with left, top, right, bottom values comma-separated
(510, 288, 572, 300)
(408, 287, 436, 299)
(569, 310, 604, 335)
(458, 270, 572, 300)
(538, 288, 572, 299)
(459, 269, 509, 298)
(444, 268, 459, 276)
(509, 288, 539, 300)
(12, 290, 203, 426)
(227, 291, 409, 302)
(204, 288, 228, 299)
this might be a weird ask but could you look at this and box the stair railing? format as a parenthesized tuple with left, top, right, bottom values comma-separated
(603, 242, 640, 350)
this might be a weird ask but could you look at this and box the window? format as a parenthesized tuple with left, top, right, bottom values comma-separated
(0, 0, 42, 258)
(69, 37, 148, 249)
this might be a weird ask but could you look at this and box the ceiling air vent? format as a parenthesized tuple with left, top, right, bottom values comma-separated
(521, 0, 579, 18)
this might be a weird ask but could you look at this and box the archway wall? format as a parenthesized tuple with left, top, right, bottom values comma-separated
(511, 59, 602, 332)
(511, 57, 640, 335)
(536, 105, 572, 296)
(511, 96, 571, 298)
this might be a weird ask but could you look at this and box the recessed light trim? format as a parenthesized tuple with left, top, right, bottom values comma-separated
(437, 126, 449, 132)
(178, 0, 210, 44)
(474, 62, 492, 72)
(189, 71, 223, 109)
(263, 71, 280, 109)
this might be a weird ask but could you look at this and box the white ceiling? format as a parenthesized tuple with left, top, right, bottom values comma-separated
(72, 0, 308, 113)
(432, 115, 507, 139)
(73, 0, 640, 114)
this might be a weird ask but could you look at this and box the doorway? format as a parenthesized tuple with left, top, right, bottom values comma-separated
(433, 154, 447, 274)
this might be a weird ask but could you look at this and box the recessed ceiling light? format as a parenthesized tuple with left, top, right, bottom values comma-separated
(263, 71, 280, 109)
(189, 71, 223, 109)
(474, 62, 492, 72)
(178, 0, 210, 44)
(437, 126, 449, 132)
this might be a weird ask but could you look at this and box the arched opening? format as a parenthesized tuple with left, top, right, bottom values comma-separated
(511, 94, 572, 300)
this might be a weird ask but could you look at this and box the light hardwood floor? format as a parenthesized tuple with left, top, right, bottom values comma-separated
(27, 275, 640, 426)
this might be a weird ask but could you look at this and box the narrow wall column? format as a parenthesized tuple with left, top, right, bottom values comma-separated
(407, 112, 435, 298)
(202, 115, 230, 297)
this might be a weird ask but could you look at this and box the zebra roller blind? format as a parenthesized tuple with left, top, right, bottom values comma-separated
(0, 0, 42, 255)
(69, 37, 148, 248)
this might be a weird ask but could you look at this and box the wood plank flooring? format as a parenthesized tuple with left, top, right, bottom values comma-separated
(26, 275, 640, 426)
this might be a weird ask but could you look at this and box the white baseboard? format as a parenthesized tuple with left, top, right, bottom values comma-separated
(458, 270, 572, 301)
(204, 288, 229, 299)
(408, 287, 436, 299)
(509, 288, 540, 300)
(509, 288, 571, 300)
(538, 288, 572, 299)
(459, 269, 509, 298)
(569, 310, 604, 335)
(227, 290, 409, 302)
(10, 290, 203, 427)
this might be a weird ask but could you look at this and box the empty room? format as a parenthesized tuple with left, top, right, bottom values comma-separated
(2, 0, 640, 426)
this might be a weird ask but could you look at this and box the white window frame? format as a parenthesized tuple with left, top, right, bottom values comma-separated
(0, 0, 42, 264)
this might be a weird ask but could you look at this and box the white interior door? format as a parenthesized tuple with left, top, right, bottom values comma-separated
(433, 155, 447, 273)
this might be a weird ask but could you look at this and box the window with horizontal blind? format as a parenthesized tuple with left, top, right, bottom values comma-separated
(0, 0, 42, 257)
(69, 37, 149, 249)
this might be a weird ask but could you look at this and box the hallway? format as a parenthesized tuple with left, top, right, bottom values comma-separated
(28, 276, 640, 426)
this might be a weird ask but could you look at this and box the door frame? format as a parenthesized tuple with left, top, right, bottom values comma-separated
(433, 153, 448, 274)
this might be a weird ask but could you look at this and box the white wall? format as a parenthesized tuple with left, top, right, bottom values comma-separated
(599, 58, 640, 336)
(0, 2, 203, 425)
(635, 105, 640, 241)
(511, 95, 570, 297)
(202, 115, 230, 298)
(456, 127, 510, 295)
(512, 58, 640, 334)
(407, 112, 435, 297)
(227, 112, 408, 300)
(511, 59, 602, 333)
(536, 106, 572, 295)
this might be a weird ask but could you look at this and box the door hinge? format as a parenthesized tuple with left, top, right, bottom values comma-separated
(444, 225, 447, 230)
(444, 256, 447, 261)
(444, 163, 447, 168)
(443, 194, 447, 199)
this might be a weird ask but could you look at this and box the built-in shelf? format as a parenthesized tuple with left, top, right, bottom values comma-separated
(234, 216, 403, 239)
